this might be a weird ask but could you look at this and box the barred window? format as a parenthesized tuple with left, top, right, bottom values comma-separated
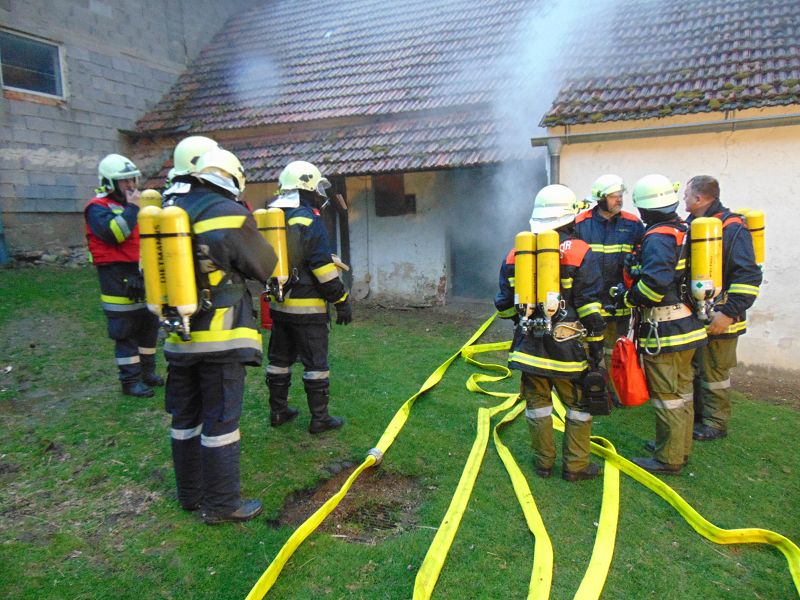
(1, 29, 64, 97)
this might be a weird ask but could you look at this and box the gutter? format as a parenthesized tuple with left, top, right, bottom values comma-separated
(531, 112, 800, 184)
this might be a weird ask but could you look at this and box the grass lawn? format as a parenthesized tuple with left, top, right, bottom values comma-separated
(1, 266, 798, 599)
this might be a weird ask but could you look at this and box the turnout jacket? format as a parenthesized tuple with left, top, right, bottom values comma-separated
(270, 199, 348, 324)
(687, 200, 761, 339)
(575, 207, 644, 319)
(624, 217, 707, 354)
(495, 230, 605, 379)
(85, 195, 146, 314)
(163, 183, 277, 366)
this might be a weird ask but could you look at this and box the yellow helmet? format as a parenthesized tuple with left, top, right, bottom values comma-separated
(632, 174, 679, 211)
(172, 136, 218, 176)
(278, 160, 331, 198)
(194, 148, 246, 196)
(530, 184, 584, 233)
(97, 153, 140, 193)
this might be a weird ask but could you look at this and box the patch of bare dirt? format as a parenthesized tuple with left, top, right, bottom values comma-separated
(731, 365, 800, 410)
(272, 466, 423, 545)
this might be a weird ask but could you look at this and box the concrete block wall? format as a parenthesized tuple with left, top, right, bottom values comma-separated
(0, 0, 258, 252)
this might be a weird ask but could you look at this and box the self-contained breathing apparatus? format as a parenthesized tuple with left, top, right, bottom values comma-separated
(254, 208, 291, 302)
(513, 229, 610, 415)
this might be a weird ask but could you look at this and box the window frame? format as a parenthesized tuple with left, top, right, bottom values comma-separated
(0, 28, 66, 100)
(373, 173, 417, 217)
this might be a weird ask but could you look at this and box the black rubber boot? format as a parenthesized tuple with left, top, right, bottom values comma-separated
(306, 382, 343, 434)
(171, 436, 203, 511)
(199, 441, 259, 524)
(122, 380, 154, 398)
(267, 372, 298, 427)
(141, 354, 164, 387)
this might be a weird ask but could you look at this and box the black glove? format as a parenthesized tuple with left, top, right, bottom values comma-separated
(624, 253, 642, 279)
(125, 272, 145, 302)
(581, 313, 606, 338)
(588, 340, 604, 370)
(334, 299, 352, 325)
(583, 368, 611, 416)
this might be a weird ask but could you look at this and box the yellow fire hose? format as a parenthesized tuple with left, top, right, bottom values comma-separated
(246, 312, 800, 599)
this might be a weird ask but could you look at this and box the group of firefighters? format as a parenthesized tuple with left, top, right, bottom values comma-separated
(84, 138, 350, 524)
(495, 174, 762, 481)
(84, 138, 761, 523)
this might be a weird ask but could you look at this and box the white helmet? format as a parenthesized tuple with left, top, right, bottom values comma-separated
(590, 174, 625, 202)
(632, 174, 679, 212)
(97, 153, 141, 193)
(278, 160, 331, 198)
(193, 148, 246, 197)
(529, 184, 583, 233)
(172, 136, 218, 176)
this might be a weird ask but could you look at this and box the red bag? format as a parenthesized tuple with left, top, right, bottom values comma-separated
(610, 336, 649, 407)
(260, 293, 272, 330)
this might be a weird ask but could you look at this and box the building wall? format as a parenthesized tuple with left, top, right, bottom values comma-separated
(552, 107, 800, 369)
(0, 0, 256, 253)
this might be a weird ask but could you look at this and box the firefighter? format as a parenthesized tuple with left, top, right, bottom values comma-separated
(162, 135, 219, 206)
(684, 175, 761, 441)
(265, 160, 352, 434)
(84, 153, 162, 398)
(623, 174, 708, 474)
(575, 175, 644, 403)
(163, 147, 278, 524)
(495, 184, 606, 482)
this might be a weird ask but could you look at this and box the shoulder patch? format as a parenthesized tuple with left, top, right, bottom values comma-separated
(560, 238, 590, 266)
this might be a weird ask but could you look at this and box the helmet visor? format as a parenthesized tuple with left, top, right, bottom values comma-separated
(317, 177, 331, 198)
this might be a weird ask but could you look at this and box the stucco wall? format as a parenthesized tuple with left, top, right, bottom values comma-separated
(552, 108, 800, 370)
(0, 0, 256, 252)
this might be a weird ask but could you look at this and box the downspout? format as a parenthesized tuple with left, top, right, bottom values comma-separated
(546, 137, 562, 184)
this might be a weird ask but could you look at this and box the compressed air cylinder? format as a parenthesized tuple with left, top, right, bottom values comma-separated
(744, 209, 765, 267)
(536, 229, 561, 317)
(514, 231, 536, 307)
(140, 189, 163, 209)
(159, 206, 198, 325)
(690, 217, 723, 303)
(137, 205, 166, 317)
(254, 208, 289, 284)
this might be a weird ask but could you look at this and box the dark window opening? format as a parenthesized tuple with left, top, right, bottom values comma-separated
(373, 174, 416, 217)
(1, 30, 63, 97)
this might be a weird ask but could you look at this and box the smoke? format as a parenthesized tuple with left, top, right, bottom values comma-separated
(230, 54, 284, 110)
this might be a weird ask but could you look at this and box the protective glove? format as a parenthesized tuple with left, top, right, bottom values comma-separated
(624, 253, 642, 279)
(583, 367, 611, 416)
(588, 340, 604, 370)
(334, 299, 352, 325)
(125, 272, 145, 302)
(604, 282, 628, 314)
(581, 312, 606, 338)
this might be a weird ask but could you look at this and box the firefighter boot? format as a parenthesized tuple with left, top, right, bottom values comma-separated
(121, 380, 154, 398)
(267, 372, 298, 427)
(200, 441, 262, 525)
(141, 354, 164, 387)
(306, 381, 344, 434)
(171, 436, 202, 511)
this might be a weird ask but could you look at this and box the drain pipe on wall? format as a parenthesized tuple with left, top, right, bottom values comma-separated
(546, 137, 562, 184)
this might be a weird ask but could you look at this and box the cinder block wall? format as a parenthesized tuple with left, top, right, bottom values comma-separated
(0, 0, 257, 253)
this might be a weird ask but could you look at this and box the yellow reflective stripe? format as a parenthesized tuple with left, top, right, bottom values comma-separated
(638, 328, 707, 349)
(728, 283, 759, 296)
(637, 281, 664, 302)
(588, 244, 633, 253)
(577, 302, 602, 317)
(210, 307, 228, 331)
(287, 216, 313, 227)
(497, 306, 517, 318)
(509, 351, 588, 373)
(334, 292, 349, 303)
(585, 334, 604, 342)
(208, 270, 224, 285)
(561, 277, 573, 289)
(508, 276, 516, 287)
(312, 263, 339, 283)
(100, 294, 135, 305)
(193, 215, 246, 234)
(281, 297, 326, 307)
(600, 307, 632, 317)
(677, 258, 686, 270)
(168, 327, 261, 344)
(713, 319, 747, 335)
(109, 217, 127, 243)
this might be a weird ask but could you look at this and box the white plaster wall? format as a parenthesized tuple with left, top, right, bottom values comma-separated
(554, 108, 800, 369)
(346, 172, 448, 304)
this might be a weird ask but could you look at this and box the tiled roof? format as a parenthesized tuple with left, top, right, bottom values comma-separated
(543, 0, 800, 126)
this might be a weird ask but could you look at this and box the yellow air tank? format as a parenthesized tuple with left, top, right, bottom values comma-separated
(744, 209, 765, 267)
(137, 205, 166, 317)
(159, 205, 198, 339)
(514, 231, 536, 314)
(690, 217, 723, 318)
(140, 189, 162, 209)
(254, 208, 290, 300)
(536, 229, 561, 318)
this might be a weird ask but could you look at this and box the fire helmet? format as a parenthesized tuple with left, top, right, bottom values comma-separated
(591, 174, 625, 201)
(278, 160, 331, 198)
(97, 153, 141, 194)
(172, 136, 218, 176)
(193, 148, 246, 196)
(632, 174, 679, 212)
(530, 184, 583, 233)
